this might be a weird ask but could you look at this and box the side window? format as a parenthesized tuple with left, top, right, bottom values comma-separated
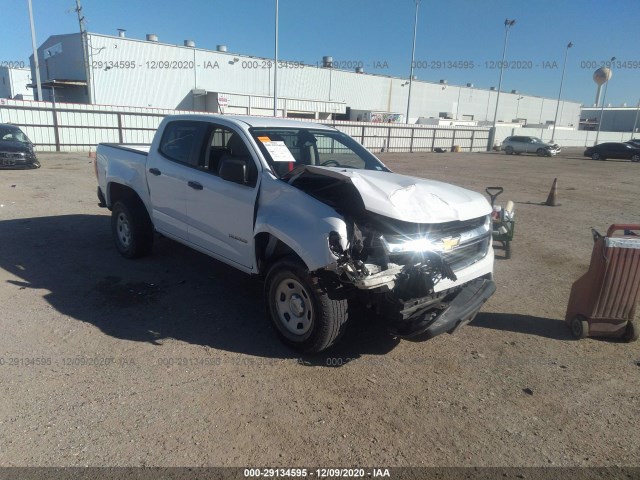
(203, 124, 258, 187)
(204, 125, 236, 173)
(159, 121, 208, 166)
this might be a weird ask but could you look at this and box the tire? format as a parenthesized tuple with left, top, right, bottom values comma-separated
(505, 146, 514, 155)
(623, 320, 638, 342)
(591, 152, 601, 160)
(536, 148, 547, 157)
(631, 154, 640, 163)
(265, 257, 349, 353)
(570, 315, 589, 339)
(111, 200, 154, 259)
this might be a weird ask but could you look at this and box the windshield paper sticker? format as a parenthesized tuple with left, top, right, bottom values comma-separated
(263, 141, 296, 162)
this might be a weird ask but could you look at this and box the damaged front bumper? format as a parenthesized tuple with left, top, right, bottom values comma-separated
(387, 277, 495, 338)
(333, 229, 495, 340)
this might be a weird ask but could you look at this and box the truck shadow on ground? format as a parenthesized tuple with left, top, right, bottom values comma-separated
(470, 312, 574, 340)
(0, 214, 399, 366)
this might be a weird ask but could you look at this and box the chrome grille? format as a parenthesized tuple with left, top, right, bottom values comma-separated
(382, 215, 491, 271)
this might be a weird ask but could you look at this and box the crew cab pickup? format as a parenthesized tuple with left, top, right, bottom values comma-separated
(96, 115, 495, 352)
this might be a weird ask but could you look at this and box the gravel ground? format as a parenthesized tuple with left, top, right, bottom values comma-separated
(0, 149, 638, 468)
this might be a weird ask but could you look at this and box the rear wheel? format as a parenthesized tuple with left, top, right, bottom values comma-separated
(111, 200, 154, 259)
(265, 257, 349, 353)
(570, 315, 589, 339)
(505, 146, 514, 155)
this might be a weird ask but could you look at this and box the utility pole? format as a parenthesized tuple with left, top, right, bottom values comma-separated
(75, 0, 93, 103)
(273, 0, 279, 117)
(405, 0, 419, 124)
(27, 0, 43, 101)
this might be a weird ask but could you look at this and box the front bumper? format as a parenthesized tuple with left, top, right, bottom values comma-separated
(0, 159, 40, 169)
(387, 277, 496, 338)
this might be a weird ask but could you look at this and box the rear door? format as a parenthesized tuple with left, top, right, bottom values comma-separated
(184, 122, 260, 269)
(146, 120, 209, 240)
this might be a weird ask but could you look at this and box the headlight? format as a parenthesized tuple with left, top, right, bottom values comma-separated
(381, 215, 491, 254)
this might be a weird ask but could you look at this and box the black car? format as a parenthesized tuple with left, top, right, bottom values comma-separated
(0, 124, 40, 169)
(626, 138, 640, 148)
(584, 142, 640, 162)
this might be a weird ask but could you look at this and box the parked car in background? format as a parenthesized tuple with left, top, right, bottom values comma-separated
(500, 136, 561, 156)
(584, 142, 640, 162)
(0, 124, 40, 169)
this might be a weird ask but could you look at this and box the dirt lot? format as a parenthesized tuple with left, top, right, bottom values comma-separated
(0, 149, 638, 468)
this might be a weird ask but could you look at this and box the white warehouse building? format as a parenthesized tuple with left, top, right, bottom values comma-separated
(30, 31, 581, 127)
(0, 66, 33, 100)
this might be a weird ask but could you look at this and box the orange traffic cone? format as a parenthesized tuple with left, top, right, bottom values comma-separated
(545, 178, 560, 206)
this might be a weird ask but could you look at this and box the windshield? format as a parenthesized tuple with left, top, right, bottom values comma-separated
(249, 127, 389, 178)
(0, 125, 31, 144)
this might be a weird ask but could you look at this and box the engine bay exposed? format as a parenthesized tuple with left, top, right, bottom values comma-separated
(284, 166, 477, 301)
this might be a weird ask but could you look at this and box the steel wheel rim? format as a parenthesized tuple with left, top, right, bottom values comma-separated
(116, 212, 132, 248)
(274, 278, 314, 336)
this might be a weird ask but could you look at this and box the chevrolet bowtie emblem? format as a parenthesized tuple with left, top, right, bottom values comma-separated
(441, 237, 460, 251)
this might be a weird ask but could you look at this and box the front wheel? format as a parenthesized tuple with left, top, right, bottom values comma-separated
(536, 148, 547, 157)
(591, 152, 601, 161)
(505, 146, 514, 155)
(265, 258, 349, 353)
(570, 315, 589, 339)
(111, 200, 154, 259)
(631, 154, 640, 163)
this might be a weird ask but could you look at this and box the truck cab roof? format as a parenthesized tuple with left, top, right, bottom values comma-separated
(165, 114, 338, 131)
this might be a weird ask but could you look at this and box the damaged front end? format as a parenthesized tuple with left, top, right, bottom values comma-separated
(329, 215, 495, 338)
(286, 166, 496, 339)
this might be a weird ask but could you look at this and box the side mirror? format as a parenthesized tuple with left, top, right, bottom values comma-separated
(219, 158, 248, 185)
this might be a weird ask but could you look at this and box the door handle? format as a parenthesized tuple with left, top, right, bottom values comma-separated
(149, 168, 161, 176)
(188, 181, 203, 190)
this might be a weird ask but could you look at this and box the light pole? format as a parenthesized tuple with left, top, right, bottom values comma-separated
(551, 41, 573, 143)
(492, 19, 516, 127)
(405, 0, 419, 124)
(515, 95, 524, 119)
(488, 19, 515, 150)
(27, 0, 43, 101)
(595, 56, 615, 145)
(273, 0, 279, 117)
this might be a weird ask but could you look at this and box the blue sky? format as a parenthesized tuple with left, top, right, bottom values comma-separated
(2, 0, 639, 106)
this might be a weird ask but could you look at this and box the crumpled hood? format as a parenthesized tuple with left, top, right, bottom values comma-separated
(298, 166, 491, 223)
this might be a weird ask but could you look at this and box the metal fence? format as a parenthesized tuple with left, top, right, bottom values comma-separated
(0, 98, 493, 153)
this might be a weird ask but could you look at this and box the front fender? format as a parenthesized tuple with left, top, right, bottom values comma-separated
(254, 175, 348, 272)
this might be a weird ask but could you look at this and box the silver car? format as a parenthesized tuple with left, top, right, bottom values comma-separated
(501, 136, 561, 156)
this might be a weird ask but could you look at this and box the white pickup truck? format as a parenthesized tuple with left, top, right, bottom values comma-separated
(96, 114, 495, 352)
